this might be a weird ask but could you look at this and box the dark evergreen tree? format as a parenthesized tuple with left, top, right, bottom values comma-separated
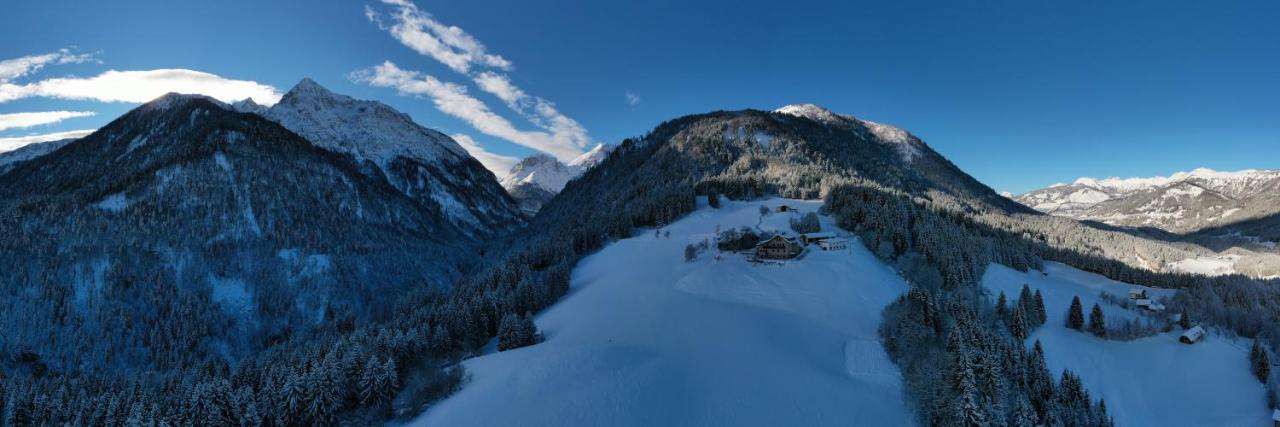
(1010, 308, 1029, 340)
(1178, 308, 1192, 330)
(1252, 339, 1271, 383)
(1088, 304, 1106, 337)
(1066, 296, 1084, 331)
(1034, 290, 1048, 326)
(996, 291, 1008, 318)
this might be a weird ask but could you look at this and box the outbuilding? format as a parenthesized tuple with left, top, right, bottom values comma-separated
(755, 235, 801, 260)
(800, 232, 837, 245)
(1135, 299, 1166, 312)
(1128, 288, 1148, 300)
(818, 238, 849, 251)
(1179, 325, 1205, 344)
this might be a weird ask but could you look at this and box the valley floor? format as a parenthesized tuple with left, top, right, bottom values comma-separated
(410, 198, 914, 426)
(983, 262, 1271, 426)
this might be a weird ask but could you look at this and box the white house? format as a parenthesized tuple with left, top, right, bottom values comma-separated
(1180, 326, 1206, 344)
(818, 238, 848, 251)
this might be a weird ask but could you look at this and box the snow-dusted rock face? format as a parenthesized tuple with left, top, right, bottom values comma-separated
(1016, 168, 1280, 234)
(567, 143, 615, 170)
(774, 104, 921, 162)
(501, 143, 615, 215)
(261, 78, 523, 233)
(501, 154, 578, 194)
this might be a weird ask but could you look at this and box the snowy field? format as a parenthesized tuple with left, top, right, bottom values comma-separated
(983, 262, 1271, 426)
(1170, 255, 1239, 276)
(411, 198, 914, 426)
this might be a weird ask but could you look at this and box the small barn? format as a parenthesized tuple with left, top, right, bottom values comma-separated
(800, 232, 837, 245)
(818, 238, 848, 251)
(1135, 299, 1166, 312)
(1128, 288, 1148, 300)
(756, 235, 801, 260)
(1180, 325, 1205, 344)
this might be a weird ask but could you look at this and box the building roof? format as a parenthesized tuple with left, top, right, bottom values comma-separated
(756, 235, 797, 247)
(1271, 408, 1280, 421)
(1182, 326, 1205, 338)
(1129, 288, 1146, 295)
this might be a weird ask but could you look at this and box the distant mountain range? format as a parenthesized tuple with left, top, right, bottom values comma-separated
(1015, 168, 1280, 239)
(501, 143, 613, 215)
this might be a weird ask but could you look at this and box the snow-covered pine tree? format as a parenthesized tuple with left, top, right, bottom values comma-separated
(1067, 296, 1084, 331)
(1010, 307, 1028, 340)
(1088, 304, 1106, 337)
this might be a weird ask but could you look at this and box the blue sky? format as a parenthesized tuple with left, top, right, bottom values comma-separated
(2, 0, 1277, 193)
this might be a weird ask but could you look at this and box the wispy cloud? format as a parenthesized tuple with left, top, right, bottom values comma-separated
(625, 91, 641, 106)
(0, 111, 95, 132)
(0, 129, 95, 153)
(450, 132, 518, 177)
(0, 48, 98, 83)
(0, 69, 282, 105)
(364, 0, 591, 161)
(352, 61, 584, 161)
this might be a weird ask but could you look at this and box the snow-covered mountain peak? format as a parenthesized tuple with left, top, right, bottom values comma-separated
(774, 104, 846, 124)
(264, 79, 467, 167)
(142, 92, 227, 112)
(231, 98, 267, 115)
(567, 143, 614, 169)
(501, 154, 575, 194)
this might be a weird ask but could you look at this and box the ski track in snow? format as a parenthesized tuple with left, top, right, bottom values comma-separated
(412, 198, 914, 426)
(983, 263, 1271, 427)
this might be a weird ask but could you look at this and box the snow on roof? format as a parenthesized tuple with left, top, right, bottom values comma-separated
(1182, 326, 1206, 339)
(1272, 409, 1280, 421)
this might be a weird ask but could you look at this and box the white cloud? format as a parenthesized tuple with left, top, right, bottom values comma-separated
(352, 61, 585, 161)
(0, 129, 94, 153)
(625, 91, 641, 106)
(450, 133, 518, 178)
(0, 48, 98, 83)
(377, 0, 511, 74)
(0, 69, 282, 105)
(366, 0, 593, 161)
(0, 111, 95, 132)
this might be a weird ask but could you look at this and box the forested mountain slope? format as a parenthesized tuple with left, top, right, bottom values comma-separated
(0, 93, 489, 375)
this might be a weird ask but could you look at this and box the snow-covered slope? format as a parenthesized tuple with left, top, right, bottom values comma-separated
(412, 198, 914, 426)
(0, 137, 76, 174)
(983, 262, 1270, 426)
(1016, 168, 1280, 234)
(262, 79, 522, 233)
(502, 143, 615, 215)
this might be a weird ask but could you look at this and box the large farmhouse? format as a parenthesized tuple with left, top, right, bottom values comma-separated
(755, 235, 802, 260)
